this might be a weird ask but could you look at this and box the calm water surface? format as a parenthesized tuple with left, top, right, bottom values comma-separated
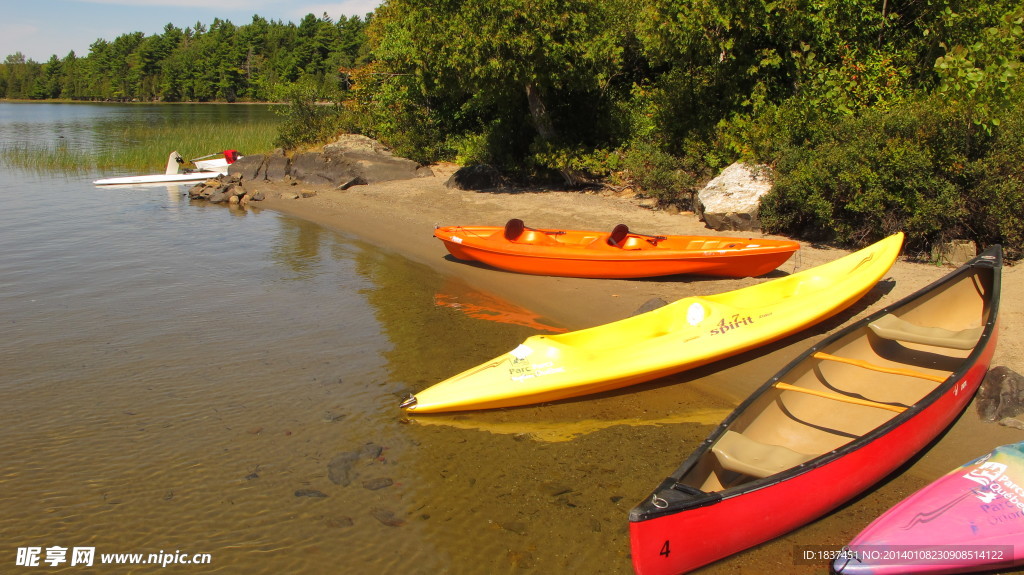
(0, 103, 734, 574)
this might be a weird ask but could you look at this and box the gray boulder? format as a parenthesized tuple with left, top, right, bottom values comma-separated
(227, 154, 264, 181)
(976, 366, 1024, 429)
(263, 150, 290, 181)
(445, 164, 505, 190)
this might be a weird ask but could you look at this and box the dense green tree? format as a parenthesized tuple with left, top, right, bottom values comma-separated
(33, 55, 64, 99)
(0, 12, 370, 102)
(367, 0, 630, 176)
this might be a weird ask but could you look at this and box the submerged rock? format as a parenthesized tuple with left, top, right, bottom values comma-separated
(370, 508, 405, 527)
(327, 442, 385, 486)
(327, 452, 360, 486)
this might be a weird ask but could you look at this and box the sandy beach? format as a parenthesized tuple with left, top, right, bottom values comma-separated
(249, 163, 1024, 571)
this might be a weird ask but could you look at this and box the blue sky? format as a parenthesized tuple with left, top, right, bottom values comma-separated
(1, 0, 383, 62)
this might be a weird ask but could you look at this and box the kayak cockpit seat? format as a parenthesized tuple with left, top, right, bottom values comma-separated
(868, 314, 983, 350)
(504, 218, 526, 241)
(607, 224, 667, 249)
(504, 219, 564, 245)
(711, 430, 815, 479)
(608, 224, 630, 247)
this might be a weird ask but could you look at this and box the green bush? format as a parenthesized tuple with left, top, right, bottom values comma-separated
(760, 97, 982, 253)
(971, 106, 1024, 259)
(614, 141, 695, 206)
(272, 83, 346, 150)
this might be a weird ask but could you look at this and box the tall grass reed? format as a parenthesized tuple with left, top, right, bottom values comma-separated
(2, 112, 281, 174)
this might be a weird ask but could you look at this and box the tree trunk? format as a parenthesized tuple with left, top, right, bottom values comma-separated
(525, 82, 557, 142)
(525, 82, 582, 185)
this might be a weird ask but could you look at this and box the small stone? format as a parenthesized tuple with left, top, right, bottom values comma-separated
(294, 489, 328, 498)
(362, 477, 393, 491)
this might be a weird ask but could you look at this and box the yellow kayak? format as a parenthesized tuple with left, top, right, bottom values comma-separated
(401, 233, 904, 413)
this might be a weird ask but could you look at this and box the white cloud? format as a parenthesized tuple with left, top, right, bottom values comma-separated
(0, 23, 42, 59)
(0, 22, 39, 42)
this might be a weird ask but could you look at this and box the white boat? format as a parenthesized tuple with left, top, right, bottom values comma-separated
(93, 150, 240, 186)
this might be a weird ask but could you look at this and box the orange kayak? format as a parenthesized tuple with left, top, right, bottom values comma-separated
(433, 219, 801, 278)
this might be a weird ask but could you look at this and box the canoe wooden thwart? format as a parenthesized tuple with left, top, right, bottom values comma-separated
(433, 219, 801, 278)
(628, 244, 1002, 575)
(402, 233, 904, 414)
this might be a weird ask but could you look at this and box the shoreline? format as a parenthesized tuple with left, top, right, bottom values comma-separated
(247, 166, 1024, 477)
(242, 165, 1024, 571)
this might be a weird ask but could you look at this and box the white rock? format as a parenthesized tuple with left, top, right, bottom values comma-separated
(697, 163, 774, 231)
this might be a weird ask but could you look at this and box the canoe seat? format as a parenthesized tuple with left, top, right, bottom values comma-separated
(712, 430, 815, 479)
(869, 315, 983, 350)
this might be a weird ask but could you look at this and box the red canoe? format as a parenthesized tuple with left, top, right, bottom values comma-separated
(628, 245, 1002, 575)
(433, 219, 800, 278)
(833, 440, 1024, 574)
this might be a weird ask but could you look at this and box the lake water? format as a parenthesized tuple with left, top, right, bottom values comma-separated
(0, 102, 738, 574)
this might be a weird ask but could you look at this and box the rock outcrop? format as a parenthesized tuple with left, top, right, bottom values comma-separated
(227, 135, 432, 188)
(190, 135, 433, 205)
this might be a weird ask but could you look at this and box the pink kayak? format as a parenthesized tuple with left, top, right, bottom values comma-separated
(833, 441, 1024, 574)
